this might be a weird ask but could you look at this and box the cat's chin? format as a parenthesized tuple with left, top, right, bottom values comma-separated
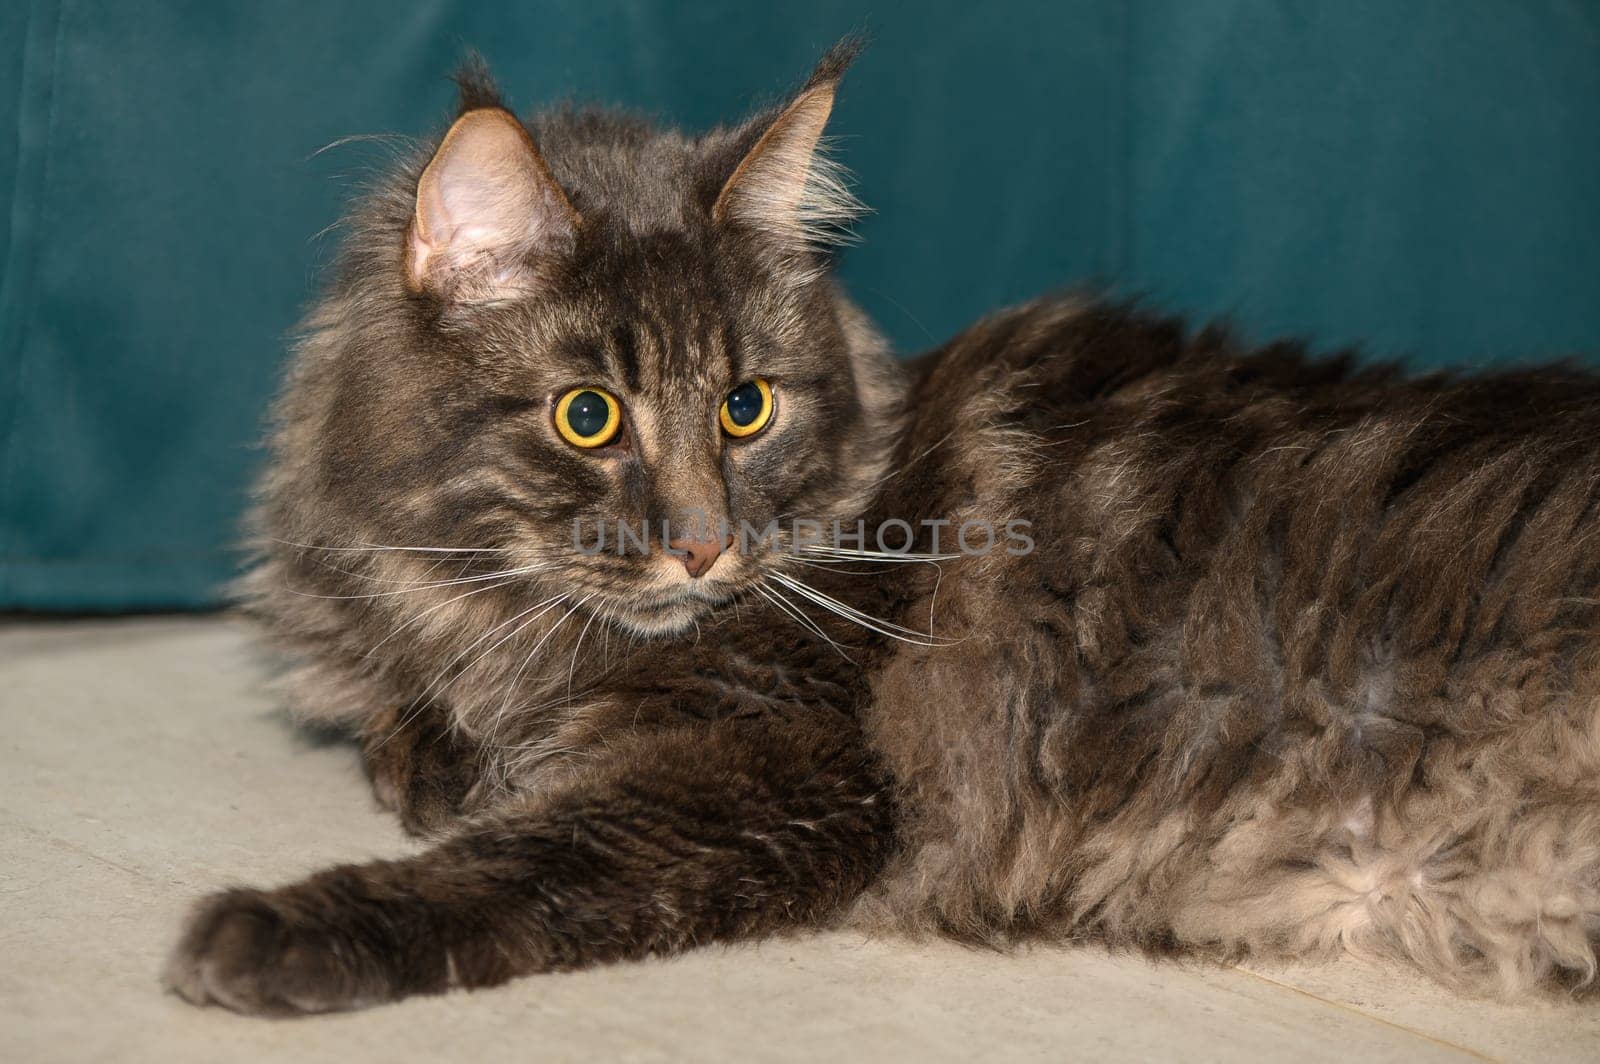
(603, 598, 713, 639)
(600, 583, 742, 639)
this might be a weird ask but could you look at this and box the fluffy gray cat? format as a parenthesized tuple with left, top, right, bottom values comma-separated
(165, 43, 1600, 1014)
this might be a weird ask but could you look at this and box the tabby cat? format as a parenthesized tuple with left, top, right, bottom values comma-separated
(165, 44, 1600, 1014)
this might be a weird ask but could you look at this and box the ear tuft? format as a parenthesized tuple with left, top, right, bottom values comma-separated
(452, 52, 504, 114)
(802, 35, 864, 93)
(713, 41, 865, 255)
(407, 107, 578, 300)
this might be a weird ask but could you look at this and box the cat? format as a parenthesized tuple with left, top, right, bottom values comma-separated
(164, 42, 1600, 1014)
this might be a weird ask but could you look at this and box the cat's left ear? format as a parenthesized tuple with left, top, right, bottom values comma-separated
(713, 41, 862, 252)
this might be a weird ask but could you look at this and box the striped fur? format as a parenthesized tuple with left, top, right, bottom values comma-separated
(166, 50, 1600, 1014)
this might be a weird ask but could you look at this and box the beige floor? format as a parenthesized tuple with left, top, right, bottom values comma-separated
(3, 616, 1597, 1063)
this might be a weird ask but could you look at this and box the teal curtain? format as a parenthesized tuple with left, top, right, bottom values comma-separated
(3, 1, 1598, 610)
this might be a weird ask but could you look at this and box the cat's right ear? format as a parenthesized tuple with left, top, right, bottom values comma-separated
(406, 108, 578, 300)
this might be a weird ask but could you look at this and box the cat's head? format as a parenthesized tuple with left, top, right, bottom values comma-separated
(274, 42, 902, 637)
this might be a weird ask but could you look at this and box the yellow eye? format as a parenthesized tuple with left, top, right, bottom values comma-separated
(719, 378, 774, 438)
(554, 387, 622, 448)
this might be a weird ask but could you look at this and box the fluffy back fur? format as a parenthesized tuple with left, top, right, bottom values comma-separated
(860, 300, 1600, 997)
(164, 47, 1600, 1015)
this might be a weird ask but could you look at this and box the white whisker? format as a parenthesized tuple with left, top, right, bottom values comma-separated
(371, 592, 571, 752)
(566, 602, 602, 703)
(789, 557, 903, 576)
(284, 563, 551, 601)
(857, 429, 955, 494)
(274, 538, 518, 556)
(415, 592, 572, 708)
(486, 594, 592, 739)
(754, 581, 855, 662)
(798, 545, 960, 563)
(362, 576, 519, 659)
(769, 571, 958, 648)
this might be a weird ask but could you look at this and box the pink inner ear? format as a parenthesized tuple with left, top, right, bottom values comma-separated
(407, 109, 576, 296)
(406, 225, 439, 289)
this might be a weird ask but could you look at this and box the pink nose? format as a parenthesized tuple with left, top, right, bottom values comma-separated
(668, 536, 731, 578)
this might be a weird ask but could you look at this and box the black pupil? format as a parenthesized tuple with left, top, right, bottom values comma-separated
(726, 382, 764, 427)
(567, 391, 610, 438)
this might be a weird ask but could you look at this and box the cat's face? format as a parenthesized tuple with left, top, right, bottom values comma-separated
(305, 48, 898, 637)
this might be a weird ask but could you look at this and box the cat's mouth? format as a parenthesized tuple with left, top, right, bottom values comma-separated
(586, 579, 741, 638)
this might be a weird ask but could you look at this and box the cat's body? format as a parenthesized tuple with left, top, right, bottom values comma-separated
(166, 49, 1600, 1014)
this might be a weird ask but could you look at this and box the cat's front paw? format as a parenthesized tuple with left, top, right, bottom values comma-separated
(163, 888, 389, 1016)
